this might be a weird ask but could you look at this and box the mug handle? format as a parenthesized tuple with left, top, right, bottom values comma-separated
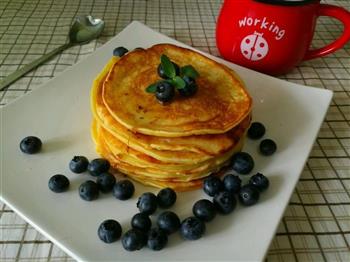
(303, 4, 350, 61)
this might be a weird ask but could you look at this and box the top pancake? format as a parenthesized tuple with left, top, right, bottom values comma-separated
(103, 44, 252, 137)
(92, 56, 251, 158)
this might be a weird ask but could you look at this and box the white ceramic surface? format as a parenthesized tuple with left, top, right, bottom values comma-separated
(0, 21, 333, 261)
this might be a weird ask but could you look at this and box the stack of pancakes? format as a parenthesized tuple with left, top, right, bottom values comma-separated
(90, 44, 252, 191)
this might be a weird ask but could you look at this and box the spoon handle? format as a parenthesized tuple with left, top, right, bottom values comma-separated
(0, 43, 73, 91)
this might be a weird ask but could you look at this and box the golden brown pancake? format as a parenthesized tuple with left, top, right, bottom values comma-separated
(90, 44, 253, 191)
(91, 56, 251, 164)
(93, 123, 238, 191)
(94, 120, 246, 178)
(103, 44, 252, 137)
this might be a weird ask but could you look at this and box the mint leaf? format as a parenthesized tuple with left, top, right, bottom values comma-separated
(181, 65, 200, 79)
(172, 76, 186, 89)
(161, 54, 176, 78)
(145, 83, 157, 93)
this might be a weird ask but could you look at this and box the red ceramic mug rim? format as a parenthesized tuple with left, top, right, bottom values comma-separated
(253, 0, 320, 6)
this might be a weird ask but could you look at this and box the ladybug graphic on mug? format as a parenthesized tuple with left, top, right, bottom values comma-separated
(240, 32, 269, 61)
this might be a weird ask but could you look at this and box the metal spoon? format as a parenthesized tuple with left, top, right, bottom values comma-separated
(0, 15, 105, 91)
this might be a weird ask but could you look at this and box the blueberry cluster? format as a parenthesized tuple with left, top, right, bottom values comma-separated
(98, 186, 210, 251)
(247, 122, 277, 156)
(18, 135, 133, 201)
(121, 188, 179, 251)
(19, 135, 178, 250)
(77, 157, 136, 201)
(175, 121, 276, 235)
(22, 120, 277, 253)
(146, 54, 200, 103)
(202, 172, 268, 209)
(74, 157, 122, 201)
(120, 171, 268, 252)
(46, 154, 135, 203)
(45, 152, 136, 245)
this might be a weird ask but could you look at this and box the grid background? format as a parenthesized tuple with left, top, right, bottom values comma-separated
(1, 0, 350, 261)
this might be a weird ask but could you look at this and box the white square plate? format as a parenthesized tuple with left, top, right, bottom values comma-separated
(0, 21, 332, 261)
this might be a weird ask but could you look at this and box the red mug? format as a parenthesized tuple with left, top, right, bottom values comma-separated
(216, 0, 350, 75)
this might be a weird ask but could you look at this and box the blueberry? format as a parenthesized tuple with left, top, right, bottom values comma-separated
(213, 191, 237, 214)
(96, 172, 116, 193)
(231, 152, 254, 175)
(192, 199, 216, 222)
(157, 211, 180, 234)
(157, 188, 177, 208)
(178, 76, 197, 97)
(121, 229, 147, 251)
(203, 176, 223, 197)
(223, 174, 242, 194)
(259, 139, 277, 156)
(247, 122, 266, 140)
(113, 46, 128, 57)
(112, 180, 135, 200)
(87, 158, 110, 177)
(238, 185, 260, 206)
(79, 180, 99, 201)
(98, 219, 122, 243)
(137, 192, 158, 215)
(20, 136, 42, 154)
(131, 213, 152, 232)
(249, 173, 269, 192)
(180, 217, 206, 240)
(155, 81, 175, 103)
(157, 62, 180, 79)
(147, 228, 168, 251)
(69, 156, 88, 173)
(48, 174, 69, 193)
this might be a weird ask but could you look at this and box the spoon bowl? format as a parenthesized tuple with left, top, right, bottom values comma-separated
(69, 15, 105, 44)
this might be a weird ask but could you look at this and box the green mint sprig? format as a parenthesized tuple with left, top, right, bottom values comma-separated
(145, 82, 159, 93)
(146, 54, 199, 93)
(170, 76, 186, 89)
(161, 54, 176, 78)
(180, 65, 200, 79)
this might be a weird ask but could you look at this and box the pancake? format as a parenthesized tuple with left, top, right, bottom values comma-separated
(91, 56, 250, 156)
(95, 120, 246, 177)
(103, 44, 252, 137)
(93, 123, 236, 191)
(99, 135, 234, 181)
(90, 44, 253, 191)
(91, 56, 251, 164)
